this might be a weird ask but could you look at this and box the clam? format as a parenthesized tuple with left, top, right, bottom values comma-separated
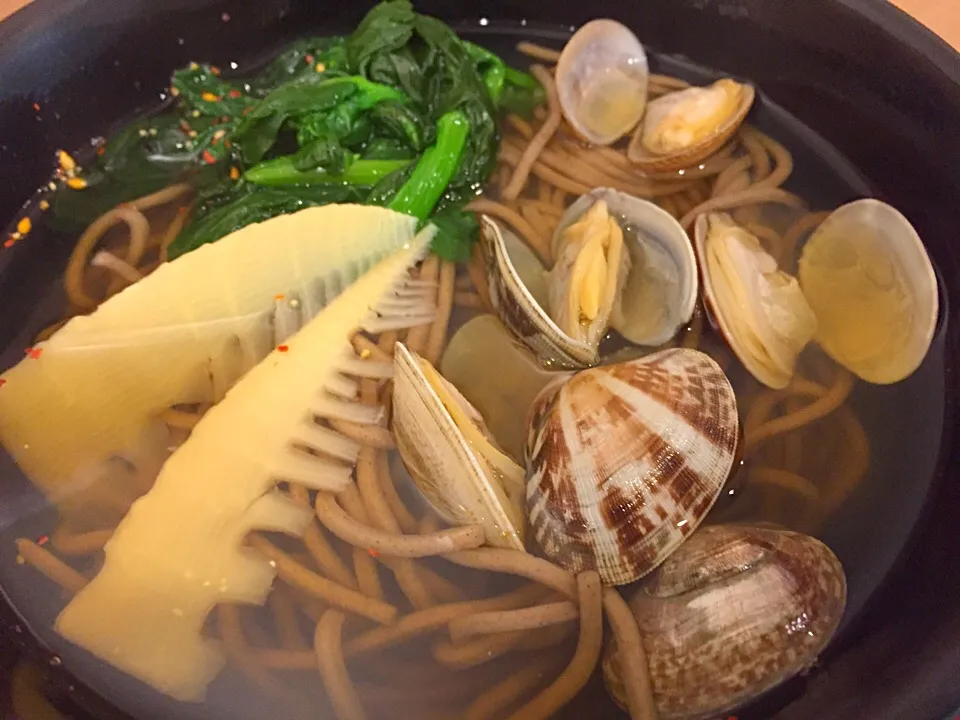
(798, 199, 939, 384)
(556, 19, 649, 146)
(524, 347, 740, 585)
(480, 188, 697, 368)
(603, 524, 847, 720)
(439, 314, 561, 464)
(391, 342, 526, 550)
(628, 79, 755, 173)
(695, 212, 818, 389)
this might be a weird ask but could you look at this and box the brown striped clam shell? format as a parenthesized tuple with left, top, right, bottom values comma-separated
(603, 524, 847, 720)
(524, 347, 739, 585)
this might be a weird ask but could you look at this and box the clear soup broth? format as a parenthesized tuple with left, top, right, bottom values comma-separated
(0, 18, 950, 720)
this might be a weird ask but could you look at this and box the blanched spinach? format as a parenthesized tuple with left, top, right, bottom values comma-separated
(48, 0, 545, 262)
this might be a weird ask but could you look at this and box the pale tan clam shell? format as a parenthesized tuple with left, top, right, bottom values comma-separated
(479, 215, 596, 369)
(603, 524, 848, 720)
(627, 82, 755, 174)
(524, 347, 740, 585)
(556, 19, 650, 146)
(392, 342, 526, 550)
(798, 198, 939, 384)
(694, 212, 818, 389)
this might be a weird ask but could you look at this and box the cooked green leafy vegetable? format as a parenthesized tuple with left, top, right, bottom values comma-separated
(49, 0, 545, 261)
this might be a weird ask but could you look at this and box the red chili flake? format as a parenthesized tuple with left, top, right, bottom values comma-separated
(229, 166, 240, 180)
(242, 106, 254, 116)
(276, 345, 290, 353)
(367, 548, 380, 558)
(201, 91, 221, 103)
(97, 146, 106, 156)
(305, 55, 315, 65)
(26, 347, 42, 359)
(3, 237, 15, 248)
(274, 293, 286, 301)
(32, 102, 40, 112)
(36, 535, 49, 546)
(228, 89, 242, 98)
(211, 66, 222, 76)
(0, 379, 6, 388)
(178, 205, 189, 214)
(202, 149, 217, 165)
(224, 140, 232, 149)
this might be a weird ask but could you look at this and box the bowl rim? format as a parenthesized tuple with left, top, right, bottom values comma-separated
(0, 1, 958, 719)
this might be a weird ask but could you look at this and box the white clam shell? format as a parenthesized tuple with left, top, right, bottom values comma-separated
(556, 20, 649, 146)
(479, 215, 596, 368)
(555, 188, 698, 347)
(603, 524, 848, 720)
(694, 212, 818, 389)
(524, 348, 740, 585)
(391, 342, 526, 550)
(798, 199, 939, 384)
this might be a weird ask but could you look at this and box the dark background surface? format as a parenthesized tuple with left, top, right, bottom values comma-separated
(0, 1, 958, 719)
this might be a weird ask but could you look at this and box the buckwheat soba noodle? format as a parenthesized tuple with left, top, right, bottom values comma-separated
(0, 3, 941, 720)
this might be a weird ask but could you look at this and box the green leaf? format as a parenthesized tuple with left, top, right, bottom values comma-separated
(168, 184, 366, 258)
(370, 100, 431, 151)
(428, 208, 480, 262)
(361, 138, 415, 161)
(346, 0, 416, 74)
(292, 134, 350, 173)
(250, 37, 349, 90)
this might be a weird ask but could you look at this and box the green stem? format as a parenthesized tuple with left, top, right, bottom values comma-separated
(464, 41, 506, 103)
(245, 155, 411, 186)
(388, 110, 469, 221)
(504, 66, 538, 90)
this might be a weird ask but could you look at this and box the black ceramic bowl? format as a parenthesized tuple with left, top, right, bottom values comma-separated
(0, 1, 958, 719)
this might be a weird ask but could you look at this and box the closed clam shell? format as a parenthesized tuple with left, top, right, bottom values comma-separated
(392, 342, 526, 550)
(603, 524, 847, 720)
(524, 348, 739, 585)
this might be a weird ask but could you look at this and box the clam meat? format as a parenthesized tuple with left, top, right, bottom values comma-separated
(524, 347, 740, 585)
(603, 524, 847, 720)
(695, 212, 818, 389)
(628, 79, 755, 173)
(556, 19, 649, 146)
(481, 188, 697, 368)
(798, 199, 939, 384)
(392, 343, 526, 550)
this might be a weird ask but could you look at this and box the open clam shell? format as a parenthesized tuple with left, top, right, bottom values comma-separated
(439, 315, 563, 464)
(479, 215, 596, 368)
(603, 524, 847, 720)
(554, 188, 698, 347)
(391, 342, 526, 550)
(556, 19, 650, 146)
(524, 348, 740, 585)
(798, 199, 939, 384)
(628, 80, 755, 174)
(695, 212, 818, 389)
